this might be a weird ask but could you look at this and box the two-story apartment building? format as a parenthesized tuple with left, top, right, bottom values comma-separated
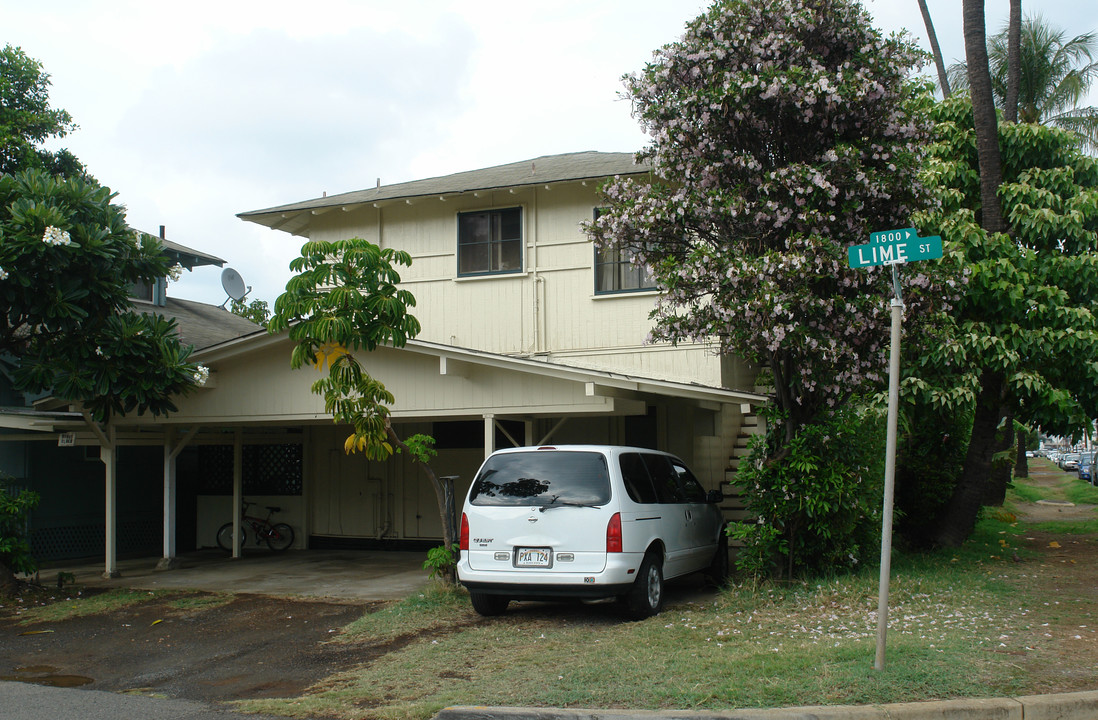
(5, 152, 767, 576)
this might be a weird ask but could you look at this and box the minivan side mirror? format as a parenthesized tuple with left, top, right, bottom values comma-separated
(706, 489, 723, 504)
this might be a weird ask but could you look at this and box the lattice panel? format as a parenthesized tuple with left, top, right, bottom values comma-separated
(184, 443, 302, 496)
(30, 518, 161, 561)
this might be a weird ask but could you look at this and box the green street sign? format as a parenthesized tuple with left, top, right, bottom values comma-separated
(848, 229, 943, 269)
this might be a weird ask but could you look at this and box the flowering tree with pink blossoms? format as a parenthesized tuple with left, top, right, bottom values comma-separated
(589, 0, 956, 451)
(588, 0, 961, 575)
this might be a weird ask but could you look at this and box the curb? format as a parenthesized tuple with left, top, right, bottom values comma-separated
(435, 690, 1098, 720)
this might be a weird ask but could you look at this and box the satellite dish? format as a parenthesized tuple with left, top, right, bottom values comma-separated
(219, 267, 250, 307)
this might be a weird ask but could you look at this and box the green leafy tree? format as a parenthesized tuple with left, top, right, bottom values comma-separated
(0, 170, 201, 420)
(0, 45, 86, 178)
(269, 238, 459, 582)
(910, 95, 1098, 546)
(229, 298, 271, 326)
(0, 474, 40, 594)
(949, 14, 1098, 151)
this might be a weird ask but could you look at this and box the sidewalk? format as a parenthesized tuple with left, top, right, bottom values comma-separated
(435, 691, 1098, 720)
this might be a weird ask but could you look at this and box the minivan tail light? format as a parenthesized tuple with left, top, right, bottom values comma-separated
(459, 512, 469, 551)
(606, 512, 622, 553)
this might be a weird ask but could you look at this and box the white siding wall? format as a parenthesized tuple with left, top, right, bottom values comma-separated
(306, 183, 726, 387)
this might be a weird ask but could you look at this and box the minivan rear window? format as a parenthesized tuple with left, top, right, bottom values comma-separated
(469, 451, 611, 507)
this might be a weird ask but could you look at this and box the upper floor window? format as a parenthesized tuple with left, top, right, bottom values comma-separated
(458, 207, 523, 276)
(130, 279, 154, 303)
(593, 210, 656, 294)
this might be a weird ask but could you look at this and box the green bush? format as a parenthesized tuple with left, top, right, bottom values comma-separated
(0, 473, 40, 578)
(730, 403, 885, 579)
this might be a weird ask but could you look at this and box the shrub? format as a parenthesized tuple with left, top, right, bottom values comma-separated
(0, 473, 40, 584)
(731, 403, 885, 579)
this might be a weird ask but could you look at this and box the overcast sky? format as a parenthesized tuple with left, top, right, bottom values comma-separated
(4, 1, 1097, 307)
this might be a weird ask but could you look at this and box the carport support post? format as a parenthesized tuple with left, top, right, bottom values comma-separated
(232, 428, 243, 559)
(159, 426, 199, 570)
(101, 422, 120, 579)
(483, 413, 495, 459)
(874, 291, 904, 671)
(161, 429, 178, 568)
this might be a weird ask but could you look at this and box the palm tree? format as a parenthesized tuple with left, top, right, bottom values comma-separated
(949, 14, 1098, 151)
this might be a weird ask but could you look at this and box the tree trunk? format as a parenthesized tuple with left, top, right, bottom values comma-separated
(932, 372, 1007, 547)
(963, 0, 1006, 234)
(1014, 428, 1029, 478)
(385, 423, 456, 584)
(1003, 0, 1022, 122)
(917, 0, 952, 98)
(0, 562, 17, 596)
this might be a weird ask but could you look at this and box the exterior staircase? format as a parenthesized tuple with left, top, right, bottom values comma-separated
(720, 410, 763, 539)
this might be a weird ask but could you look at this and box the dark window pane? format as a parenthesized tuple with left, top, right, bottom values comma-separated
(459, 242, 489, 274)
(458, 207, 522, 276)
(470, 451, 611, 506)
(619, 453, 658, 504)
(642, 454, 683, 503)
(673, 461, 706, 502)
(496, 238, 522, 271)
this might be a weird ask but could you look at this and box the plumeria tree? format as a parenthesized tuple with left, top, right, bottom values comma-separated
(587, 0, 959, 576)
(0, 170, 202, 420)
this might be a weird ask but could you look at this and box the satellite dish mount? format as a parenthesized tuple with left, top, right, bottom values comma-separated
(219, 268, 251, 308)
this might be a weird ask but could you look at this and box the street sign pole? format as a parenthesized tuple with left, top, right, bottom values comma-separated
(849, 226, 941, 671)
(875, 263, 903, 671)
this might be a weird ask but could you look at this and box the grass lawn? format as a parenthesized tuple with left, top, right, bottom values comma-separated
(239, 460, 1098, 720)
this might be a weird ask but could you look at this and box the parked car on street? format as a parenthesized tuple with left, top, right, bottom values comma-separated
(1079, 452, 1096, 484)
(457, 445, 727, 619)
(1061, 453, 1081, 471)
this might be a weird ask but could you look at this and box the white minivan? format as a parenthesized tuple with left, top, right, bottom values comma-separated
(456, 445, 728, 618)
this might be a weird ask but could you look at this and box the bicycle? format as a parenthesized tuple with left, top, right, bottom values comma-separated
(216, 501, 295, 552)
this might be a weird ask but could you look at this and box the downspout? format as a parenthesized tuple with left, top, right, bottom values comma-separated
(530, 185, 543, 355)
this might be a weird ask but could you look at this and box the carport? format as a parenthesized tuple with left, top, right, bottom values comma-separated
(40, 548, 431, 602)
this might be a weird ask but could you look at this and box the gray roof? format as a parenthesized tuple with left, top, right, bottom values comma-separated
(237, 151, 649, 236)
(150, 297, 265, 351)
(160, 238, 225, 269)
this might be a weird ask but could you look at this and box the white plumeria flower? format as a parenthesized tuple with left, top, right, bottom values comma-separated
(0, 267, 8, 281)
(192, 365, 210, 386)
(42, 226, 73, 246)
(167, 263, 184, 282)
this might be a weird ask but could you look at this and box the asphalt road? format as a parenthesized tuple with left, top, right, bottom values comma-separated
(0, 681, 294, 720)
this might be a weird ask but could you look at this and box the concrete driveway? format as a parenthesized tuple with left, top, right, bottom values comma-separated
(40, 548, 432, 601)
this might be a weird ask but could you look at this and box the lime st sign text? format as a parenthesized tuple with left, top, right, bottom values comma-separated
(847, 228, 943, 269)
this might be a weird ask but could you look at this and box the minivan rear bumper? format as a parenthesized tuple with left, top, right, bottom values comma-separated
(459, 580, 633, 600)
(457, 552, 641, 599)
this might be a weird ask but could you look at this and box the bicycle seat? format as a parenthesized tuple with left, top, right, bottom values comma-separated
(266, 506, 281, 513)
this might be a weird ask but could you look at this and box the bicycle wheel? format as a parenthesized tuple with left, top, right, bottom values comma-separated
(265, 522, 295, 551)
(216, 522, 248, 553)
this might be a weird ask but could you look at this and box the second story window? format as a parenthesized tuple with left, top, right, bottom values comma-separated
(593, 210, 656, 294)
(458, 207, 522, 276)
(130, 278, 154, 302)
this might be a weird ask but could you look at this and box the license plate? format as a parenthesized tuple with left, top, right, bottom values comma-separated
(515, 547, 552, 567)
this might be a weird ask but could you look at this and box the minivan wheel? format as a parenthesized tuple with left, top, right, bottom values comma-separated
(624, 553, 663, 619)
(706, 534, 729, 587)
(469, 591, 510, 617)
